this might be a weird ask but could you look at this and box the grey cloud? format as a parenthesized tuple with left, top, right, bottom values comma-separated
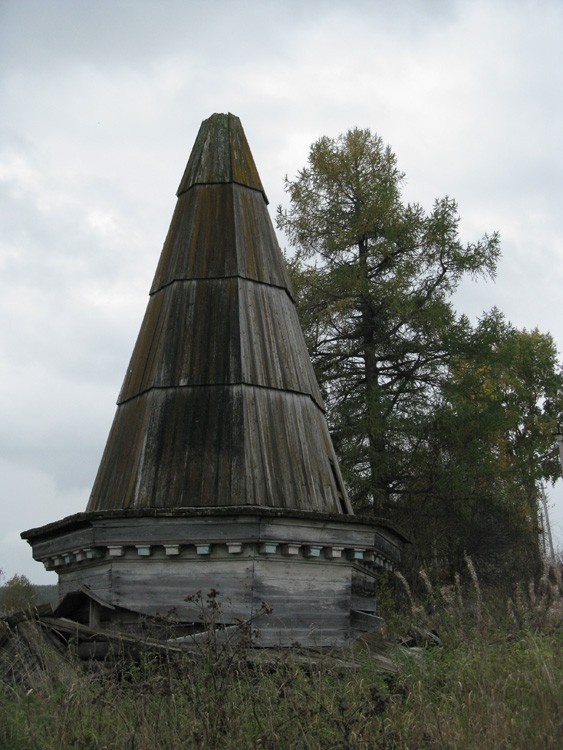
(2, 0, 563, 583)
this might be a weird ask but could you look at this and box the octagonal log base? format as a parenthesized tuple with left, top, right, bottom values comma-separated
(22, 508, 407, 648)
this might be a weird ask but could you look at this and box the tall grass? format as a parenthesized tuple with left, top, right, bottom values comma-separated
(1, 563, 561, 749)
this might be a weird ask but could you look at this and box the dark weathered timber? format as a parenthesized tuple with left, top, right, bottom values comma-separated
(88, 386, 347, 512)
(87, 112, 348, 514)
(117, 280, 322, 406)
(176, 113, 266, 199)
(150, 186, 289, 294)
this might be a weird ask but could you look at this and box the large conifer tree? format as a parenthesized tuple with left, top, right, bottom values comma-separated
(278, 128, 561, 580)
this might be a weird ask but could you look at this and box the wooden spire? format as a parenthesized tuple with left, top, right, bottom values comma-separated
(87, 113, 352, 515)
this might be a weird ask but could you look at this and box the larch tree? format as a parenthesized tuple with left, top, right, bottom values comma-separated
(277, 128, 499, 512)
(278, 128, 561, 581)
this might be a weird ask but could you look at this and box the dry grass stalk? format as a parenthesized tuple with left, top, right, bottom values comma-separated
(418, 568, 435, 611)
(394, 571, 426, 620)
(454, 572, 464, 611)
(464, 554, 483, 625)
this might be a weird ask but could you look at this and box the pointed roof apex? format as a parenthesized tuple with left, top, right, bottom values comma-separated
(177, 113, 268, 202)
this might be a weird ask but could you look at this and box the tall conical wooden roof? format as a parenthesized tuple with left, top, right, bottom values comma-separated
(87, 113, 352, 515)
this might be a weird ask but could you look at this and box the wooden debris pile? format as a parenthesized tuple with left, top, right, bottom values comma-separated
(0, 605, 83, 692)
(0, 605, 190, 691)
(1, 605, 406, 690)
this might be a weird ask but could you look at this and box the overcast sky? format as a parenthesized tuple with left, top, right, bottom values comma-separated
(1, 0, 562, 583)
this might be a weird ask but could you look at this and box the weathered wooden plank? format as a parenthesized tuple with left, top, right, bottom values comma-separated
(88, 385, 350, 514)
(232, 188, 291, 289)
(118, 279, 321, 407)
(351, 567, 377, 612)
(238, 281, 322, 406)
(373, 530, 402, 563)
(176, 113, 265, 199)
(119, 278, 242, 401)
(151, 185, 288, 294)
(242, 388, 352, 514)
(31, 528, 94, 559)
(350, 610, 384, 632)
(257, 518, 378, 547)
(252, 557, 351, 645)
(94, 517, 263, 545)
(58, 565, 112, 601)
(110, 558, 254, 621)
(87, 386, 243, 511)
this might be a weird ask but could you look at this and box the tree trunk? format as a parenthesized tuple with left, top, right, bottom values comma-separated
(358, 237, 388, 512)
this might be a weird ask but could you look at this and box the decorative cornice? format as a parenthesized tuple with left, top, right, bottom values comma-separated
(40, 540, 395, 572)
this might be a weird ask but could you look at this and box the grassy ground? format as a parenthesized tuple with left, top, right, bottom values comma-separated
(1, 563, 561, 749)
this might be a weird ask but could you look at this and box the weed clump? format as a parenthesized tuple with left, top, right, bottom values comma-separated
(1, 566, 561, 749)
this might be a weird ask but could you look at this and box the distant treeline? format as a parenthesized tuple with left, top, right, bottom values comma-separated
(0, 583, 57, 612)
